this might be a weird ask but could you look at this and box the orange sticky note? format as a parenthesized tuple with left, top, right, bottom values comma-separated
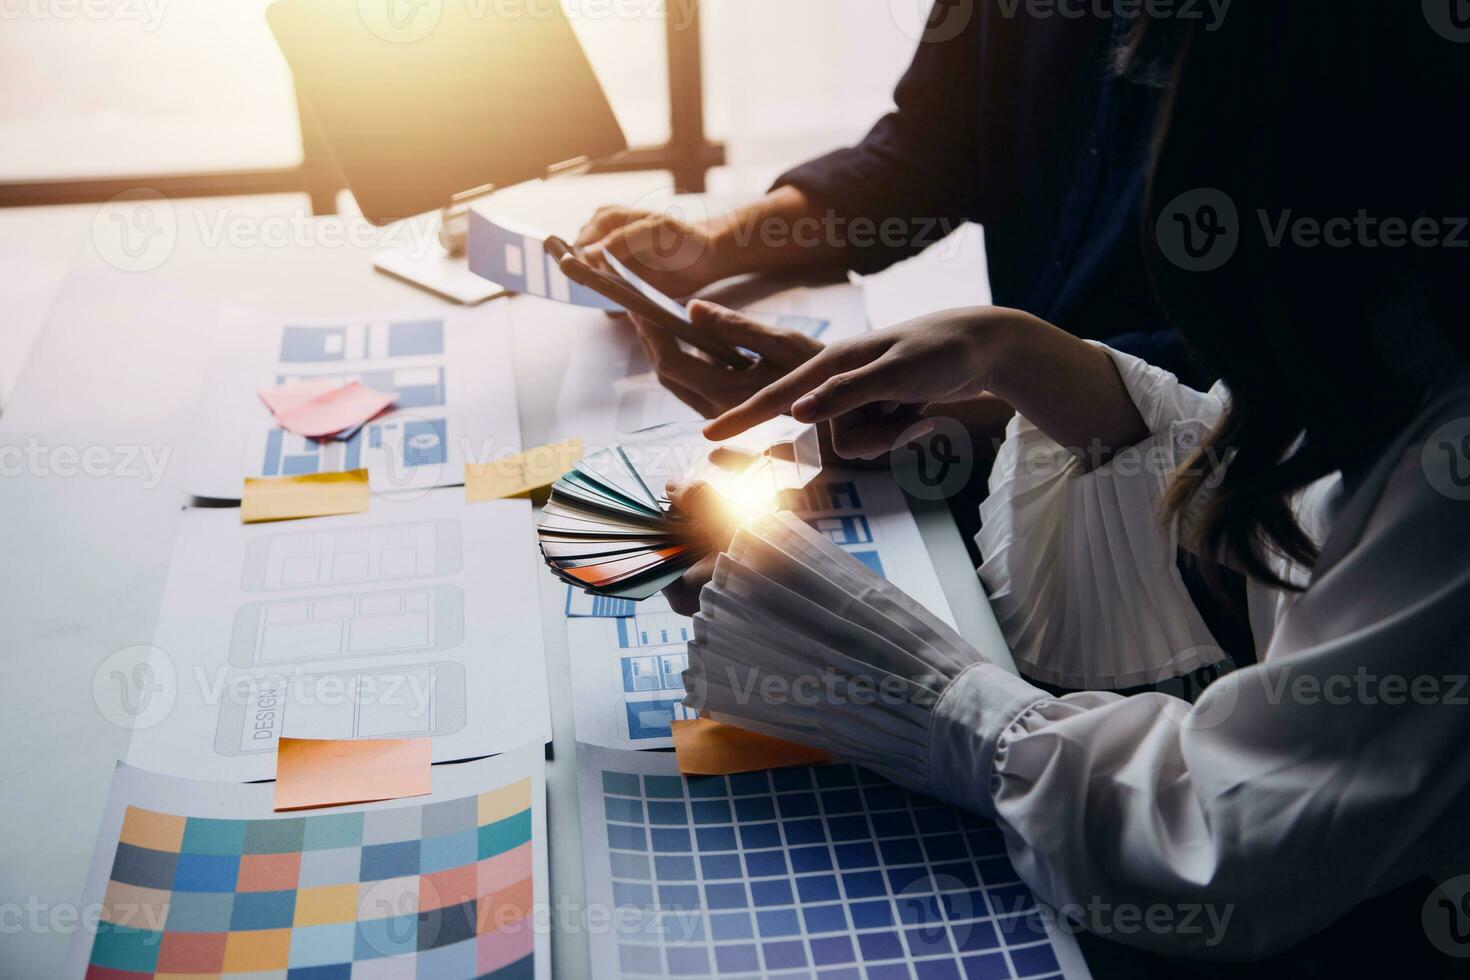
(671, 719, 831, 776)
(241, 470, 370, 524)
(465, 438, 583, 502)
(273, 737, 431, 811)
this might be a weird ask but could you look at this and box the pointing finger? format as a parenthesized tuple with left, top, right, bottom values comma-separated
(702, 337, 889, 440)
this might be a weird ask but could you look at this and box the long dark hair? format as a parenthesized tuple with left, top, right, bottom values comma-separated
(1132, 2, 1469, 588)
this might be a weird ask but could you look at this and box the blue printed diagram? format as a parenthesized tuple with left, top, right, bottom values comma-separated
(575, 478, 894, 745)
(620, 650, 697, 742)
(789, 480, 885, 577)
(257, 320, 452, 480)
(278, 319, 444, 363)
(262, 417, 448, 479)
(566, 589, 637, 619)
(595, 761, 1067, 979)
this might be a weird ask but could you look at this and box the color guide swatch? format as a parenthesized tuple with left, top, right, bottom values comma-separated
(69, 752, 548, 980)
(577, 746, 1088, 979)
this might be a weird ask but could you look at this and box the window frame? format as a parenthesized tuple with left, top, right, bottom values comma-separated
(0, 8, 723, 212)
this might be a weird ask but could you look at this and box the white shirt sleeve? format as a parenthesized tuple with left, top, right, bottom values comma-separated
(933, 414, 1470, 958)
(687, 433, 1470, 956)
(977, 344, 1228, 687)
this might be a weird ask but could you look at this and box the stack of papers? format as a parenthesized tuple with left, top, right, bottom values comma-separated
(537, 446, 701, 601)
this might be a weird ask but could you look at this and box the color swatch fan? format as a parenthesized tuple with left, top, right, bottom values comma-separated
(538, 423, 823, 602)
(537, 446, 699, 601)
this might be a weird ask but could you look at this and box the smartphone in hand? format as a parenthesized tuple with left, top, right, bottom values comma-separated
(544, 236, 756, 370)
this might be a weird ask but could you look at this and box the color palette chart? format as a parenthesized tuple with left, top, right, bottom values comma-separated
(577, 746, 1089, 979)
(67, 750, 549, 980)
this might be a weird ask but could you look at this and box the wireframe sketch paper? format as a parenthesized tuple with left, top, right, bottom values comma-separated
(567, 469, 958, 751)
(467, 211, 621, 311)
(575, 744, 1091, 980)
(125, 489, 552, 782)
(190, 310, 519, 499)
(65, 745, 549, 980)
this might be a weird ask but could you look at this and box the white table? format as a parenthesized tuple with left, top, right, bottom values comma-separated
(0, 181, 1010, 976)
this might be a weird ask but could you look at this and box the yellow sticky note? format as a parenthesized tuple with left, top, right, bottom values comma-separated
(672, 719, 832, 776)
(273, 737, 431, 811)
(465, 438, 583, 502)
(241, 470, 370, 524)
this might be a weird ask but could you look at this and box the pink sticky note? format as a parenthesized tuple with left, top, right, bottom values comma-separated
(258, 378, 339, 416)
(275, 382, 398, 439)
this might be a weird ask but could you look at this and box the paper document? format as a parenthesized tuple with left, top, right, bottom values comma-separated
(862, 222, 991, 330)
(273, 736, 431, 811)
(190, 310, 519, 499)
(467, 211, 621, 311)
(65, 746, 549, 980)
(567, 469, 957, 750)
(126, 489, 552, 781)
(576, 744, 1091, 980)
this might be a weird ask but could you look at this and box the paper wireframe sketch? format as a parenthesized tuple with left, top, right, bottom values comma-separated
(467, 211, 621, 311)
(190, 309, 519, 500)
(126, 489, 552, 782)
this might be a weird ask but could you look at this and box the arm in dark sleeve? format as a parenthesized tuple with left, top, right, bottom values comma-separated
(772, 0, 986, 274)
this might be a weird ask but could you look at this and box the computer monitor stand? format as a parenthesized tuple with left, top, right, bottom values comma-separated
(372, 184, 505, 305)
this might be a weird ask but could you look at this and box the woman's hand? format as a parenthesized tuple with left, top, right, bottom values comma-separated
(575, 206, 728, 299)
(703, 307, 1026, 450)
(633, 302, 824, 418)
(704, 306, 1150, 464)
(662, 479, 743, 616)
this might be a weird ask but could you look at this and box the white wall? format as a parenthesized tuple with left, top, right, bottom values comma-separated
(703, 0, 928, 195)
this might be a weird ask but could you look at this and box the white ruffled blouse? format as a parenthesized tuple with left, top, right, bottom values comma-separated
(685, 345, 1470, 958)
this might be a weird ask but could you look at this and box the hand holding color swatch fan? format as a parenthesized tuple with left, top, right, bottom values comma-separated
(537, 422, 823, 602)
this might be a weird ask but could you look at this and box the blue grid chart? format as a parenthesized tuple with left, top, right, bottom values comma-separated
(591, 759, 1069, 980)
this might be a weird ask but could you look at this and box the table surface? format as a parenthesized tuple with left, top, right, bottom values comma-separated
(0, 178, 1018, 976)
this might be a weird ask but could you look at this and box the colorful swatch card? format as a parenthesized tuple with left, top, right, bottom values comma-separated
(66, 746, 548, 980)
(576, 744, 1090, 979)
